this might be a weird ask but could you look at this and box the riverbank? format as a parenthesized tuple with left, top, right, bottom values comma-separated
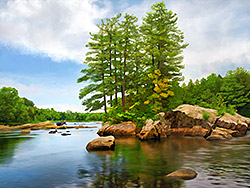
(0, 121, 98, 133)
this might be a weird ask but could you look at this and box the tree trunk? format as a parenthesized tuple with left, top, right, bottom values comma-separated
(109, 36, 112, 107)
(114, 44, 118, 106)
(102, 73, 107, 114)
(115, 67, 118, 105)
(122, 41, 128, 107)
(158, 43, 162, 71)
(152, 54, 155, 66)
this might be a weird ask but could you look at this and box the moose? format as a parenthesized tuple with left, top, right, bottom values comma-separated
(56, 121, 67, 126)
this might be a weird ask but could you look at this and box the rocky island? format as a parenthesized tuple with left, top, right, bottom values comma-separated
(94, 104, 250, 142)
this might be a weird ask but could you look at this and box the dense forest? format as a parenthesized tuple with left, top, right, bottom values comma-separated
(0, 87, 103, 125)
(78, 2, 250, 126)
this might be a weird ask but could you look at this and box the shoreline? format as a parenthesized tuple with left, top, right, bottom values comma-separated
(0, 121, 98, 133)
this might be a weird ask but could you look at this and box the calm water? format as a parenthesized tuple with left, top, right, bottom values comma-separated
(0, 122, 249, 188)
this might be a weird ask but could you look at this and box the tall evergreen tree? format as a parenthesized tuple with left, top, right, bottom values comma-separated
(119, 13, 139, 107)
(103, 14, 121, 107)
(78, 21, 109, 113)
(140, 1, 188, 80)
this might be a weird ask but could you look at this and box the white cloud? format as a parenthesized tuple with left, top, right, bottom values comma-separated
(1, 0, 250, 82)
(168, 0, 250, 81)
(121, 0, 250, 81)
(0, 0, 112, 63)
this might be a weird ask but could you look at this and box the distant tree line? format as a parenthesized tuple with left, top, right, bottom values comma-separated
(0, 87, 103, 126)
(179, 67, 250, 117)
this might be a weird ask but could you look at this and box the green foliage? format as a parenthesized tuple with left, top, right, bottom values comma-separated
(78, 1, 187, 118)
(140, 1, 188, 79)
(143, 69, 174, 112)
(0, 87, 32, 125)
(103, 99, 158, 128)
(202, 110, 211, 120)
(78, 2, 188, 128)
(0, 86, 103, 125)
(181, 68, 250, 117)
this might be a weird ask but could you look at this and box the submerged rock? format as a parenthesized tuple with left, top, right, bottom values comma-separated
(86, 136, 115, 151)
(61, 133, 71, 136)
(21, 129, 31, 134)
(49, 130, 57, 134)
(97, 121, 137, 137)
(166, 168, 197, 180)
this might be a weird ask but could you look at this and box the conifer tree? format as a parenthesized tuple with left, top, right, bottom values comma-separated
(103, 14, 121, 107)
(78, 21, 109, 113)
(140, 1, 188, 80)
(119, 13, 139, 107)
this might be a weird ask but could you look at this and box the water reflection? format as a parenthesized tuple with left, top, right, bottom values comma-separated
(78, 135, 250, 188)
(79, 137, 212, 188)
(0, 132, 33, 164)
(0, 126, 249, 188)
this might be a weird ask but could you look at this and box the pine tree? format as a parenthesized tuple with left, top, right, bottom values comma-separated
(140, 1, 188, 80)
(78, 21, 109, 113)
(103, 14, 121, 107)
(119, 13, 139, 107)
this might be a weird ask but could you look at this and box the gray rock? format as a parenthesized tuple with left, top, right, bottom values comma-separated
(86, 136, 115, 151)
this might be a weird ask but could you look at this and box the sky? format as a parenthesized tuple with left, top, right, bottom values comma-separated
(0, 0, 250, 113)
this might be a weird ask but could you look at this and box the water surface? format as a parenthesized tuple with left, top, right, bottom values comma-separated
(0, 122, 249, 188)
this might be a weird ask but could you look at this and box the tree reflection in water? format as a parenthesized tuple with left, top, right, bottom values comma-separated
(0, 132, 32, 164)
(77, 137, 212, 187)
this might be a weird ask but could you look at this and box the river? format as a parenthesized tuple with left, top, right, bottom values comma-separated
(0, 122, 249, 188)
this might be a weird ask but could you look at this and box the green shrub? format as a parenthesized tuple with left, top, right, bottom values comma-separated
(202, 110, 211, 120)
(103, 101, 158, 128)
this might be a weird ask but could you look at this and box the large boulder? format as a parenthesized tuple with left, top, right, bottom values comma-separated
(97, 121, 137, 137)
(206, 127, 240, 141)
(138, 119, 167, 140)
(164, 110, 213, 130)
(86, 136, 115, 151)
(216, 113, 248, 136)
(166, 168, 197, 180)
(166, 104, 249, 136)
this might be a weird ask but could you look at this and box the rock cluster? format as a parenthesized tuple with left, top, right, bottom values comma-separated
(96, 104, 249, 141)
(138, 104, 249, 140)
(173, 104, 249, 137)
